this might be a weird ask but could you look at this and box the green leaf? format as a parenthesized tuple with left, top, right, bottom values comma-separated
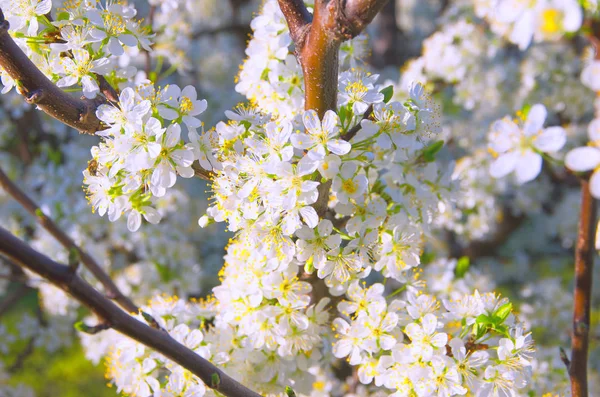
(304, 257, 315, 274)
(57, 11, 70, 21)
(520, 103, 532, 118)
(154, 262, 174, 282)
(422, 140, 444, 162)
(74, 322, 86, 333)
(420, 250, 436, 265)
(338, 104, 349, 126)
(493, 302, 513, 323)
(472, 322, 487, 340)
(380, 85, 394, 103)
(211, 373, 220, 388)
(285, 386, 297, 397)
(475, 314, 491, 325)
(454, 256, 470, 279)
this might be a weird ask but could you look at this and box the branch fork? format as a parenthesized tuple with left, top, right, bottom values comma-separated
(278, 0, 388, 116)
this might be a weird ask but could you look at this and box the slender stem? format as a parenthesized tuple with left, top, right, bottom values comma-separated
(0, 167, 138, 314)
(569, 179, 596, 397)
(145, 5, 156, 78)
(0, 227, 262, 397)
(341, 104, 373, 141)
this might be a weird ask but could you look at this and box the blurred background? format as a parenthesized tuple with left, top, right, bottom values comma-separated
(1, 0, 599, 395)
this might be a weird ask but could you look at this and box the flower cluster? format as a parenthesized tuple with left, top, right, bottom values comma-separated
(420, 20, 485, 83)
(203, 79, 446, 294)
(4, 0, 589, 395)
(334, 286, 534, 396)
(475, 0, 582, 50)
(83, 83, 207, 231)
(0, 0, 152, 98)
(95, 296, 211, 396)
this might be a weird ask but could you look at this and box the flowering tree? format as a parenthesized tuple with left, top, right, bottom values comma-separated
(0, 0, 599, 397)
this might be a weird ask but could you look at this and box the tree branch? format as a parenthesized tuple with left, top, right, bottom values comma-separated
(569, 179, 596, 397)
(0, 226, 262, 397)
(0, 167, 138, 314)
(278, 0, 388, 116)
(8, 335, 37, 373)
(279, 0, 387, 308)
(0, 7, 211, 182)
(342, 0, 390, 38)
(192, 23, 253, 40)
(277, 0, 312, 44)
(341, 104, 372, 141)
(0, 8, 105, 134)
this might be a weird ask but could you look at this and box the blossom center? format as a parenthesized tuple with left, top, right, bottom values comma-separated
(102, 10, 127, 36)
(180, 96, 194, 114)
(342, 179, 358, 195)
(541, 9, 561, 35)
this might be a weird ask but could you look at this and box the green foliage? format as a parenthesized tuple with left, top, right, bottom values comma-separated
(454, 256, 470, 278)
(1, 291, 112, 397)
(421, 140, 444, 162)
(380, 85, 394, 103)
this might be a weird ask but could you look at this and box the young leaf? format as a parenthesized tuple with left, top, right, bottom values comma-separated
(380, 85, 394, 103)
(455, 256, 470, 279)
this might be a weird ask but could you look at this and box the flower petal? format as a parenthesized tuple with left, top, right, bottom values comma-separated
(565, 147, 600, 172)
(534, 127, 566, 152)
(489, 152, 518, 179)
(514, 150, 542, 184)
(523, 104, 547, 136)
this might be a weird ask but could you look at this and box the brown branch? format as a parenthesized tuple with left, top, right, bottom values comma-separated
(0, 167, 138, 314)
(192, 163, 215, 181)
(96, 74, 119, 104)
(278, 0, 388, 116)
(569, 179, 596, 397)
(368, 0, 405, 67)
(191, 23, 253, 40)
(0, 8, 105, 134)
(279, 0, 387, 306)
(8, 335, 37, 373)
(342, 0, 390, 38)
(276, 0, 311, 44)
(0, 226, 262, 397)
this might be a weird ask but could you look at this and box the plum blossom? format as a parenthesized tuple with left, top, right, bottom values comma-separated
(488, 104, 566, 184)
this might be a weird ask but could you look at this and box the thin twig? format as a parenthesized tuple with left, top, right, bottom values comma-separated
(0, 167, 138, 314)
(569, 179, 596, 397)
(96, 74, 119, 104)
(144, 5, 156, 78)
(191, 23, 252, 40)
(0, 226, 262, 397)
(341, 104, 373, 141)
(8, 335, 37, 372)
